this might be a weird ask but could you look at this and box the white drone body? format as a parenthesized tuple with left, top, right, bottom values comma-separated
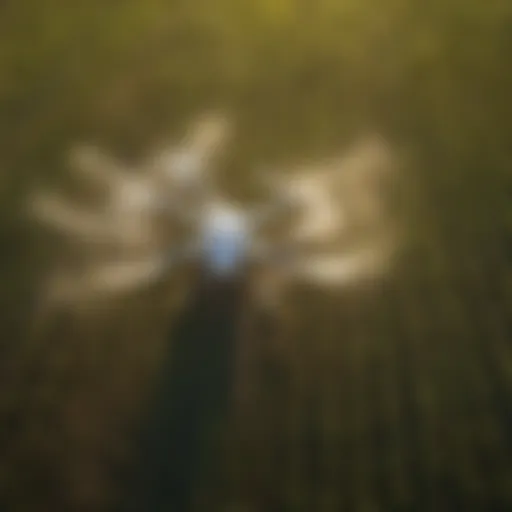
(28, 113, 401, 307)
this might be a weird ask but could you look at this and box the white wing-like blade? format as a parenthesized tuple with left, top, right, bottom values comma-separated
(28, 192, 113, 241)
(68, 144, 129, 191)
(28, 188, 166, 252)
(70, 143, 173, 215)
(264, 135, 401, 287)
(187, 111, 232, 158)
(289, 231, 397, 287)
(149, 112, 232, 195)
(40, 240, 199, 306)
(40, 257, 168, 305)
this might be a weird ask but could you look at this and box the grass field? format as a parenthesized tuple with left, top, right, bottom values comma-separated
(0, 1, 510, 510)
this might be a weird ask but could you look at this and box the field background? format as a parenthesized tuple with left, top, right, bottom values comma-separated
(0, 1, 511, 510)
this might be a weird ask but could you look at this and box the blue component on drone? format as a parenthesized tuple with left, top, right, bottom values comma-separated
(204, 231, 247, 275)
(200, 206, 250, 276)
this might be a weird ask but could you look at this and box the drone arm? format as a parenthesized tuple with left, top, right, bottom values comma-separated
(250, 194, 300, 229)
(251, 239, 300, 268)
(46, 241, 199, 303)
(292, 242, 394, 286)
(68, 145, 127, 190)
(99, 240, 199, 289)
(28, 192, 111, 240)
(153, 195, 202, 225)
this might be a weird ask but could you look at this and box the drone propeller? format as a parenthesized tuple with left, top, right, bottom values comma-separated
(28, 117, 402, 313)
(259, 135, 400, 287)
(149, 112, 231, 195)
(40, 241, 199, 305)
(28, 115, 233, 309)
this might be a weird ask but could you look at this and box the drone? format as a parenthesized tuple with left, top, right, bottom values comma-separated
(27, 112, 401, 309)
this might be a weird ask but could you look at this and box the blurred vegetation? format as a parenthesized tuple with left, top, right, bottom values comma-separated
(0, 0, 511, 510)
